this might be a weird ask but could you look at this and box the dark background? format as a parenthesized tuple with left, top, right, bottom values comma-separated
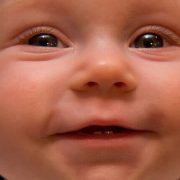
(0, 176, 4, 180)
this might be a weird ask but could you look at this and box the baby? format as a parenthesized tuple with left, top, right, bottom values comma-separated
(0, 0, 180, 179)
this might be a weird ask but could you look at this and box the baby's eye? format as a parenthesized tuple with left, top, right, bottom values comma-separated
(28, 33, 59, 47)
(134, 33, 164, 48)
(15, 26, 71, 48)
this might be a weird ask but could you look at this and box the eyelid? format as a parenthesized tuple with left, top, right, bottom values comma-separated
(13, 26, 72, 47)
(129, 25, 180, 47)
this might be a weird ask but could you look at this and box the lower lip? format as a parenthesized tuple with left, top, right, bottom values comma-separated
(53, 130, 149, 148)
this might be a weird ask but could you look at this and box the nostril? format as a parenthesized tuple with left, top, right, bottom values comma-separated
(87, 82, 98, 87)
(86, 81, 125, 88)
(114, 82, 125, 87)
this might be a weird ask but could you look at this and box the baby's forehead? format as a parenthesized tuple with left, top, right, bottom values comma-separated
(1, 0, 180, 35)
(1, 0, 178, 12)
(2, 0, 180, 23)
(1, 0, 178, 22)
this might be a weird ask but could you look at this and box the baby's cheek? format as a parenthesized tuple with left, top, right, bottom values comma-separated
(153, 86, 180, 138)
(0, 82, 48, 140)
(0, 48, 72, 140)
(0, 64, 52, 141)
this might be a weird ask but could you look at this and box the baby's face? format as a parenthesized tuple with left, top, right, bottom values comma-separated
(0, 0, 180, 179)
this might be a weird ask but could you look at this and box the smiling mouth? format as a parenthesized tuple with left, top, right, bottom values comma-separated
(56, 125, 146, 139)
(77, 125, 132, 135)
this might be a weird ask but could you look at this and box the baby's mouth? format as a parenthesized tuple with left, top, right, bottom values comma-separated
(51, 123, 153, 151)
(77, 125, 129, 135)
(57, 125, 143, 139)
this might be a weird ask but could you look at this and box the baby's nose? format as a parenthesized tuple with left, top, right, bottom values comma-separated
(70, 46, 137, 95)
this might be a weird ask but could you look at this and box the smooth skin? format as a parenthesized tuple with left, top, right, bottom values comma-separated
(0, 0, 180, 179)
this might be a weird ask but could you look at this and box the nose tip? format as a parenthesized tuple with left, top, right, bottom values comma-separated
(70, 61, 137, 94)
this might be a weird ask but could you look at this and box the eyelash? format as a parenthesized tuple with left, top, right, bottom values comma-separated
(13, 25, 180, 48)
(14, 26, 69, 47)
(130, 25, 180, 47)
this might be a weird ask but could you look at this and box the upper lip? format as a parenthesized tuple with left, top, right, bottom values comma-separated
(50, 118, 147, 136)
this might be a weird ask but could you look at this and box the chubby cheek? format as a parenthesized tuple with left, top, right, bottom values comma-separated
(0, 51, 77, 178)
(158, 87, 180, 136)
(155, 76, 180, 135)
(137, 60, 180, 136)
(0, 56, 69, 142)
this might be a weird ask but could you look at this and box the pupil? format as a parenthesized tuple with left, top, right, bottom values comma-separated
(135, 33, 164, 48)
(28, 34, 58, 47)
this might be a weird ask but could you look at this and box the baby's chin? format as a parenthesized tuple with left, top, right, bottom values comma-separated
(61, 152, 178, 180)
(68, 164, 173, 180)
(69, 164, 144, 180)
